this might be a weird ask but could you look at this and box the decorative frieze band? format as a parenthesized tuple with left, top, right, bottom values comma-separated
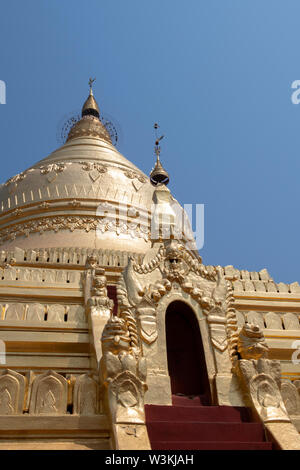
(3, 161, 146, 191)
(0, 215, 151, 243)
(0, 369, 101, 415)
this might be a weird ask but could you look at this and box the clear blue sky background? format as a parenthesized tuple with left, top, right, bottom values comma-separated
(0, 0, 300, 283)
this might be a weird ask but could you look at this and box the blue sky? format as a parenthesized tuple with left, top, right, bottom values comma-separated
(0, 0, 300, 283)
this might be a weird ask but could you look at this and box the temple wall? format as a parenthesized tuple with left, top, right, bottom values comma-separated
(0, 247, 299, 447)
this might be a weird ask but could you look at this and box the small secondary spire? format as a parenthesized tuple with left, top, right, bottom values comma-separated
(150, 123, 170, 186)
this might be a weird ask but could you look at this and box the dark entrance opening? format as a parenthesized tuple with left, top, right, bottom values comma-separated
(166, 301, 211, 403)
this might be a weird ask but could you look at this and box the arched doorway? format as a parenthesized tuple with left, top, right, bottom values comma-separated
(165, 301, 211, 403)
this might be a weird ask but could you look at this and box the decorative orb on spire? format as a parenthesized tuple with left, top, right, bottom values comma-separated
(150, 123, 170, 186)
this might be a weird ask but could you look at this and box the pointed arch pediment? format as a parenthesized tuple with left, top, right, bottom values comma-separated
(117, 239, 237, 356)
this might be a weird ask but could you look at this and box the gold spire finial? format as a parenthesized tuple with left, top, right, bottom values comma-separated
(88, 77, 96, 96)
(66, 79, 112, 143)
(82, 78, 100, 118)
(154, 122, 164, 159)
(150, 123, 169, 186)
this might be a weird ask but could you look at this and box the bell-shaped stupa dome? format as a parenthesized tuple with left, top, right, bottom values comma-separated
(0, 84, 194, 255)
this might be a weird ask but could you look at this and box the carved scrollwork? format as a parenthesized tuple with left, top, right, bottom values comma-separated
(39, 163, 66, 174)
(80, 161, 107, 173)
(96, 218, 149, 241)
(117, 238, 238, 354)
(4, 170, 31, 192)
(122, 169, 146, 184)
(79, 161, 108, 182)
(0, 216, 100, 243)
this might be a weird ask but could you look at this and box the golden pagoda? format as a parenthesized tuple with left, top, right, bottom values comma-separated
(0, 84, 299, 450)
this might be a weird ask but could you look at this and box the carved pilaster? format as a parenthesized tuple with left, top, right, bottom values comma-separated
(84, 256, 114, 368)
(100, 313, 150, 450)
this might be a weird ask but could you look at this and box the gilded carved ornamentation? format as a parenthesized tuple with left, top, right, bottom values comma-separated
(100, 313, 147, 425)
(237, 323, 269, 360)
(236, 357, 290, 423)
(69, 199, 81, 207)
(12, 208, 23, 217)
(79, 161, 108, 182)
(0, 257, 16, 271)
(4, 171, 29, 187)
(96, 249, 148, 428)
(0, 216, 100, 242)
(29, 370, 68, 415)
(234, 326, 293, 431)
(39, 163, 66, 183)
(281, 381, 300, 415)
(39, 163, 66, 174)
(84, 256, 113, 311)
(0, 214, 151, 244)
(121, 169, 147, 192)
(0, 369, 27, 415)
(122, 169, 146, 184)
(96, 217, 149, 241)
(117, 238, 237, 352)
(73, 373, 100, 415)
(39, 201, 50, 209)
(84, 256, 115, 371)
(0, 197, 151, 243)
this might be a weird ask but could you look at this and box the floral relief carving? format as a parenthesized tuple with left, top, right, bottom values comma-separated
(39, 163, 66, 174)
(96, 217, 149, 241)
(122, 169, 147, 191)
(79, 161, 108, 182)
(69, 199, 81, 207)
(0, 216, 100, 242)
(12, 208, 23, 217)
(39, 201, 50, 209)
(5, 172, 28, 186)
(0, 200, 150, 242)
(122, 169, 146, 184)
(4, 170, 32, 192)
